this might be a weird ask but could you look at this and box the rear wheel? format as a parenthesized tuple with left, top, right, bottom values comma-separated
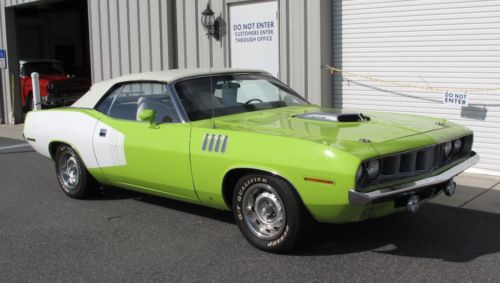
(54, 145, 99, 198)
(232, 174, 310, 253)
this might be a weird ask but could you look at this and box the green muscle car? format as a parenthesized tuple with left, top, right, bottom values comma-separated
(24, 68, 479, 252)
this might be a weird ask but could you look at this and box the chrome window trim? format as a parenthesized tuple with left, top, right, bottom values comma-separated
(91, 72, 309, 124)
(166, 83, 189, 123)
(94, 80, 187, 124)
(168, 72, 310, 123)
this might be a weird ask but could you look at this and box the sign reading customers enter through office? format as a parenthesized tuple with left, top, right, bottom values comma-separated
(229, 1, 278, 78)
(233, 21, 275, 43)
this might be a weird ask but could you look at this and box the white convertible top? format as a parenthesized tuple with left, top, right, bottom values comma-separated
(72, 68, 267, 108)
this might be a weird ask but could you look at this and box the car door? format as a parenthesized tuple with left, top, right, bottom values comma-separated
(92, 82, 198, 202)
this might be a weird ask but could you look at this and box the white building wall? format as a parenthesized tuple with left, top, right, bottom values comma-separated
(175, 0, 332, 106)
(1, 0, 330, 124)
(87, 0, 176, 82)
(0, 0, 176, 124)
(333, 0, 500, 174)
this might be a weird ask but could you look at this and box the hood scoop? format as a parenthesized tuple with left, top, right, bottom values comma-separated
(294, 112, 370, 123)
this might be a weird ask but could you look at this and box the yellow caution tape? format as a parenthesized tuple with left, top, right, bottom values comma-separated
(323, 65, 500, 94)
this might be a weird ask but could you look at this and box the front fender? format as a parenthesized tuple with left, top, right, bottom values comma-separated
(189, 126, 365, 222)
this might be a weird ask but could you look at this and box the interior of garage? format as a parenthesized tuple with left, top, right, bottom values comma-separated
(5, 0, 90, 122)
(16, 0, 90, 76)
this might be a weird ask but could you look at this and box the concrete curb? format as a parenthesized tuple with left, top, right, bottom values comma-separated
(0, 124, 25, 141)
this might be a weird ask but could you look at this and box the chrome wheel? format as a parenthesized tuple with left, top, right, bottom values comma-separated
(242, 183, 286, 240)
(58, 151, 80, 191)
(55, 145, 99, 199)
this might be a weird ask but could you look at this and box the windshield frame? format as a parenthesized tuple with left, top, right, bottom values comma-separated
(170, 72, 310, 122)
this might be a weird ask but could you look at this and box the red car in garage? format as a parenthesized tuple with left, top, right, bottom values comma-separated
(20, 59, 91, 112)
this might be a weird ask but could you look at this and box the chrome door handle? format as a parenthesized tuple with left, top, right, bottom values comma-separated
(99, 129, 107, 137)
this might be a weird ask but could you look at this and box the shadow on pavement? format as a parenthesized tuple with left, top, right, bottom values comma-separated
(298, 203, 500, 262)
(91, 186, 500, 262)
(87, 186, 146, 201)
(95, 186, 234, 224)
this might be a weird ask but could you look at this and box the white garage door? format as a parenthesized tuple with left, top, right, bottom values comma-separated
(333, 0, 500, 175)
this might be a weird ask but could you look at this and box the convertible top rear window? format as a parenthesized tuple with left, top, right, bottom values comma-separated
(174, 74, 308, 121)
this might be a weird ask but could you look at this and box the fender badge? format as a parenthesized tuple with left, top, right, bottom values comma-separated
(359, 138, 371, 143)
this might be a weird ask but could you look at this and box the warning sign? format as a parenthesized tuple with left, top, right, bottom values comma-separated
(443, 90, 468, 107)
(229, 1, 278, 77)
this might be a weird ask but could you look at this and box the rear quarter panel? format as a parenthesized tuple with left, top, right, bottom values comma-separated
(23, 109, 101, 170)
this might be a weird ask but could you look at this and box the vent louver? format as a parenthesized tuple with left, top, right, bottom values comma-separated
(202, 134, 228, 153)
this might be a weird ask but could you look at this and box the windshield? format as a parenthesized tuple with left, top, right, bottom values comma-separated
(174, 74, 308, 121)
(22, 61, 66, 76)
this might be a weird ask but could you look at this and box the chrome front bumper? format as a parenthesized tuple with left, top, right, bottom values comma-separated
(349, 153, 480, 206)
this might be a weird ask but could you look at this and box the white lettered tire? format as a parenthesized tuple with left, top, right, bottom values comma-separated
(233, 174, 310, 252)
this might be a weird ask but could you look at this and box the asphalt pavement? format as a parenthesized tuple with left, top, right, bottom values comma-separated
(1, 136, 500, 282)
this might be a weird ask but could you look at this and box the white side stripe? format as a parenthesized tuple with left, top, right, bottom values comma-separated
(0, 143, 31, 150)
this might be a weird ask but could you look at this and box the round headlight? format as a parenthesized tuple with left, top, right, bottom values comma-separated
(453, 139, 463, 153)
(356, 165, 364, 184)
(366, 159, 381, 179)
(443, 141, 453, 157)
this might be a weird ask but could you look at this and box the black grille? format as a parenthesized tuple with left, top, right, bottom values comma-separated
(357, 134, 473, 190)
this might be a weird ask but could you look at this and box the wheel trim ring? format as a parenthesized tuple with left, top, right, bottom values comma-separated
(241, 183, 286, 240)
(58, 151, 80, 191)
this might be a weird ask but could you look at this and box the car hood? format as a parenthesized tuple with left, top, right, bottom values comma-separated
(213, 105, 451, 155)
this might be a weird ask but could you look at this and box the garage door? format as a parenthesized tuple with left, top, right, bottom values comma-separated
(333, 0, 500, 175)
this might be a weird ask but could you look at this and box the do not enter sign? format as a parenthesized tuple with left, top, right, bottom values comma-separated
(443, 90, 469, 107)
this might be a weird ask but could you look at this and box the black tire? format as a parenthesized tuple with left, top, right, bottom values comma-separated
(54, 145, 99, 198)
(232, 174, 310, 253)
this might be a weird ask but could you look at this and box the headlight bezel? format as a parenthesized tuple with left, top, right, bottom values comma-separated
(366, 159, 381, 180)
(453, 139, 463, 154)
(443, 141, 453, 157)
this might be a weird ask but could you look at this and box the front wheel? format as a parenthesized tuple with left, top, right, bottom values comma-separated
(233, 174, 310, 253)
(54, 145, 99, 198)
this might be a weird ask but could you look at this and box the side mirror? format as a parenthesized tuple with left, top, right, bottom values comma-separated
(138, 109, 158, 128)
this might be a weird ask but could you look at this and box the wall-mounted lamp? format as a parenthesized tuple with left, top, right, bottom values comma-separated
(201, 3, 219, 40)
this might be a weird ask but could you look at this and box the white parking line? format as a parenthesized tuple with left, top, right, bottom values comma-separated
(0, 143, 31, 150)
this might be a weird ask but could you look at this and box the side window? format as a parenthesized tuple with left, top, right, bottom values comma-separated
(96, 82, 181, 123)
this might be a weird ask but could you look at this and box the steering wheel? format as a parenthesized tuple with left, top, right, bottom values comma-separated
(244, 98, 264, 105)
